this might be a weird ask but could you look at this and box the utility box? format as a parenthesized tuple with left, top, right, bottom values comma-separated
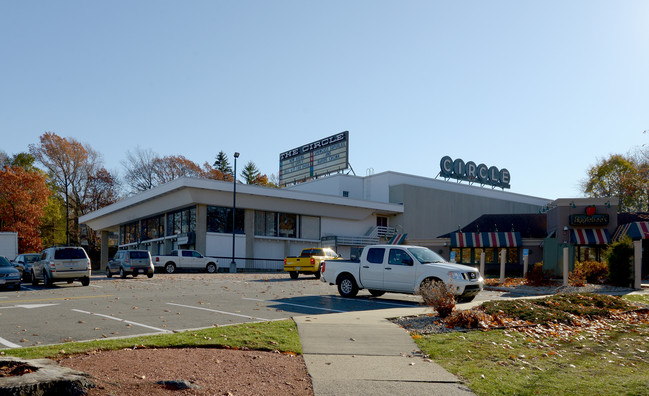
(0, 232, 19, 260)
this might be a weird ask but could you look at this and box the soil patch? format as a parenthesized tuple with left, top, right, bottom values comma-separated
(58, 347, 314, 396)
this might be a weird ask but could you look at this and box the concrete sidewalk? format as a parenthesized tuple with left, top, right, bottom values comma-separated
(294, 307, 475, 396)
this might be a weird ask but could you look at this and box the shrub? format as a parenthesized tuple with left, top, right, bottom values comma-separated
(568, 268, 586, 287)
(605, 237, 634, 287)
(444, 308, 489, 329)
(418, 280, 455, 318)
(576, 260, 609, 284)
(525, 262, 551, 286)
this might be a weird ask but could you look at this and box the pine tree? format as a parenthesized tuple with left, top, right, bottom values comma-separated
(213, 151, 233, 175)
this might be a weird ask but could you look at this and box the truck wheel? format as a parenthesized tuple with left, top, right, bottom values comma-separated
(337, 274, 358, 298)
(106, 267, 112, 278)
(147, 272, 154, 278)
(289, 271, 299, 280)
(206, 263, 217, 273)
(368, 289, 385, 297)
(314, 270, 321, 279)
(120, 268, 127, 279)
(81, 277, 90, 286)
(165, 263, 176, 274)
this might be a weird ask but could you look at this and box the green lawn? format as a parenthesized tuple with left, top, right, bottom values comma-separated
(412, 294, 649, 395)
(1, 319, 301, 360)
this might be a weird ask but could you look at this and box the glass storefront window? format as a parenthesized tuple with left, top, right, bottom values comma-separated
(207, 206, 244, 234)
(166, 207, 196, 236)
(254, 211, 312, 239)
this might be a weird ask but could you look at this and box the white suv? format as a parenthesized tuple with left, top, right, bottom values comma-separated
(32, 246, 92, 287)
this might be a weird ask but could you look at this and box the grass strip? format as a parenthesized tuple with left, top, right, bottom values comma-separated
(1, 319, 301, 360)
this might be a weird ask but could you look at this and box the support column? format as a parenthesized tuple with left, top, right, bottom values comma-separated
(100, 230, 109, 271)
(499, 249, 506, 283)
(195, 204, 207, 255)
(479, 251, 485, 278)
(634, 240, 642, 290)
(563, 247, 569, 286)
(245, 209, 254, 269)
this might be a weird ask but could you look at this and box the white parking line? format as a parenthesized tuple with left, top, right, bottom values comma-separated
(243, 297, 348, 313)
(0, 336, 21, 348)
(72, 309, 172, 333)
(166, 303, 270, 321)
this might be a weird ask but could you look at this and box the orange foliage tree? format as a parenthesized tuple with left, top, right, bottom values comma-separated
(0, 166, 49, 253)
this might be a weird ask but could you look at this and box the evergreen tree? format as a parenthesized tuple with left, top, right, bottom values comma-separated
(213, 151, 233, 175)
(241, 161, 261, 184)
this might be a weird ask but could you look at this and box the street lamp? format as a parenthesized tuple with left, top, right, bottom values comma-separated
(230, 152, 240, 273)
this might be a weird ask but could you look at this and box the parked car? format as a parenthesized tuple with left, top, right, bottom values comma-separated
(31, 246, 91, 287)
(12, 253, 41, 282)
(0, 256, 22, 290)
(107, 250, 154, 279)
(153, 250, 218, 273)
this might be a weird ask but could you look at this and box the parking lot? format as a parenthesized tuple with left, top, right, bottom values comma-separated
(0, 273, 504, 349)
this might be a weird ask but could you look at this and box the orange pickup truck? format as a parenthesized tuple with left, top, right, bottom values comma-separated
(284, 248, 341, 279)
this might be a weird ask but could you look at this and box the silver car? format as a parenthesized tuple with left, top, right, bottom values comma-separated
(32, 246, 91, 287)
(106, 250, 154, 279)
(0, 256, 22, 290)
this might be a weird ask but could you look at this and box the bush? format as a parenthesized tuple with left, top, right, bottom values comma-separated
(575, 260, 609, 284)
(444, 308, 489, 329)
(418, 280, 455, 318)
(605, 237, 634, 287)
(525, 262, 551, 286)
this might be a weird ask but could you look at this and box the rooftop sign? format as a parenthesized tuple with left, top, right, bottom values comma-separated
(439, 156, 511, 189)
(279, 131, 349, 186)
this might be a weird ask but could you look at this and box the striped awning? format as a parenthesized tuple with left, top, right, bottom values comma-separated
(613, 221, 649, 241)
(388, 234, 407, 245)
(570, 229, 611, 245)
(450, 232, 521, 248)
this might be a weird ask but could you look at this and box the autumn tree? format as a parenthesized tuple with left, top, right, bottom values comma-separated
(121, 147, 158, 193)
(583, 154, 644, 212)
(201, 162, 233, 182)
(0, 165, 49, 252)
(29, 132, 120, 246)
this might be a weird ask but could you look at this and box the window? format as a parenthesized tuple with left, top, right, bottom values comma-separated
(120, 221, 139, 244)
(141, 215, 164, 241)
(366, 248, 385, 264)
(388, 249, 411, 266)
(182, 251, 193, 257)
(342, 190, 349, 197)
(166, 207, 196, 236)
(255, 211, 277, 237)
(255, 211, 316, 239)
(207, 206, 244, 234)
(278, 213, 297, 238)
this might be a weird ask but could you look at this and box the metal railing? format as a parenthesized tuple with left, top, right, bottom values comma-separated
(208, 256, 284, 272)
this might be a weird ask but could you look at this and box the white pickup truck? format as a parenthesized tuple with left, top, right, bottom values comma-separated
(320, 244, 484, 302)
(153, 250, 218, 274)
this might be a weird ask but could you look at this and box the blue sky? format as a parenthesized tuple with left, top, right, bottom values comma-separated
(2, 1, 648, 199)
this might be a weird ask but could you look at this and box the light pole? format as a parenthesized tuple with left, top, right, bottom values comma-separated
(230, 152, 240, 273)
